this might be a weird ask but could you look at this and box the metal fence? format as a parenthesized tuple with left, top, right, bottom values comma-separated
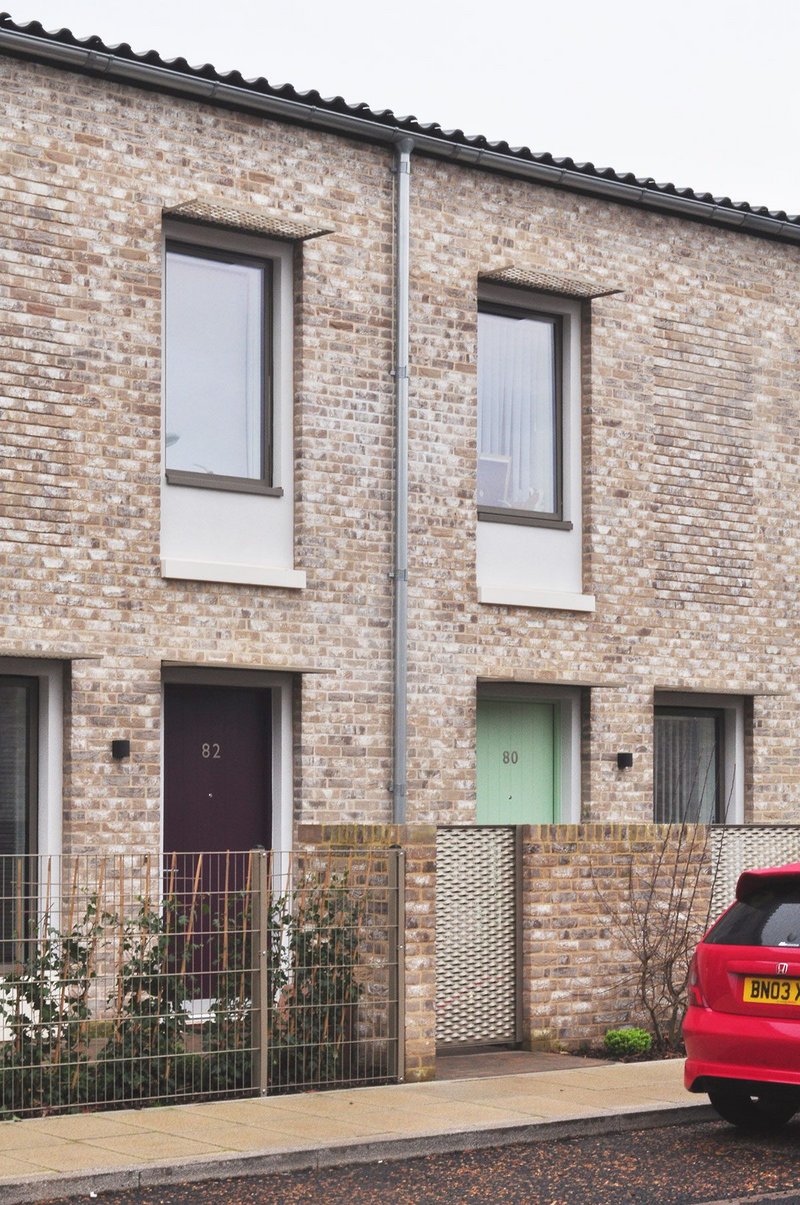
(710, 825, 800, 916)
(435, 827, 520, 1047)
(0, 847, 403, 1117)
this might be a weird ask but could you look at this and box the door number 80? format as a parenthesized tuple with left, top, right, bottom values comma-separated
(502, 750, 519, 764)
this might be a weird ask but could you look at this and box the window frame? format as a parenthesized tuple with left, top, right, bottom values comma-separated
(164, 240, 280, 498)
(477, 300, 570, 530)
(653, 704, 726, 824)
(654, 691, 745, 825)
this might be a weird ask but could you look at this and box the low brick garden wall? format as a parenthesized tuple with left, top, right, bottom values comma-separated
(301, 822, 800, 1071)
(301, 822, 715, 1070)
(520, 823, 713, 1050)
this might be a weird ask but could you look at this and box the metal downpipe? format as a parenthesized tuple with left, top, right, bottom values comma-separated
(392, 137, 413, 824)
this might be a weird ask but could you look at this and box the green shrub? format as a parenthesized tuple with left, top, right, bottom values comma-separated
(199, 889, 254, 1097)
(0, 895, 108, 1116)
(269, 879, 361, 1088)
(200, 873, 362, 1093)
(90, 894, 196, 1106)
(603, 1027, 652, 1058)
(0, 869, 363, 1115)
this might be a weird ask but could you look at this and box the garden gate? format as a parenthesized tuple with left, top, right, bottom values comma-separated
(435, 826, 521, 1047)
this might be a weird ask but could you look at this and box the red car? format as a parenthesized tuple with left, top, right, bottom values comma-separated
(684, 861, 800, 1130)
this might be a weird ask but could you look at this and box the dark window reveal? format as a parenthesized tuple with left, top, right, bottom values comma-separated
(0, 677, 37, 859)
(0, 677, 37, 965)
(654, 707, 723, 823)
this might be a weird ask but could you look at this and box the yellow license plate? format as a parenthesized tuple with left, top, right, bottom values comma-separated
(743, 976, 800, 1005)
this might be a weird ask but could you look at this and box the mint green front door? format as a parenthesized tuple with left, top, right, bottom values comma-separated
(476, 700, 559, 824)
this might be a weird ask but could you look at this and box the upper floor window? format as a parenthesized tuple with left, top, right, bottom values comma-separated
(165, 242, 277, 495)
(477, 303, 568, 528)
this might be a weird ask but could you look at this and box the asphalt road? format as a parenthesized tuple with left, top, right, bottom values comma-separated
(37, 1119, 800, 1205)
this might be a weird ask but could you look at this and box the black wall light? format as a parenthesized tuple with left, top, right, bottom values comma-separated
(616, 752, 633, 770)
(111, 740, 131, 760)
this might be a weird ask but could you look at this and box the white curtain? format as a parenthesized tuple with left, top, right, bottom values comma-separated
(654, 712, 719, 823)
(478, 311, 556, 512)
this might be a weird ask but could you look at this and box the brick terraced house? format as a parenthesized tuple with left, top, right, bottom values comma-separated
(2, 14, 800, 1076)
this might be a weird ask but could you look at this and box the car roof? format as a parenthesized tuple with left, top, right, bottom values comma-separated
(736, 862, 800, 901)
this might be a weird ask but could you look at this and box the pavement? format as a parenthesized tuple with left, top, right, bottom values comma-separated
(0, 1055, 714, 1204)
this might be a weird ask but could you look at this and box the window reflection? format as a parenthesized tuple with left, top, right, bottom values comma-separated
(166, 247, 266, 482)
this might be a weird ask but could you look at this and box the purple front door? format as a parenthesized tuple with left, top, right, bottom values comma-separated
(164, 684, 272, 856)
(164, 684, 272, 995)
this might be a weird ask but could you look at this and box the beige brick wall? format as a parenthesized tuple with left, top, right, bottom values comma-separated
(299, 824, 437, 1082)
(521, 823, 713, 1048)
(2, 50, 800, 851)
(298, 822, 715, 1062)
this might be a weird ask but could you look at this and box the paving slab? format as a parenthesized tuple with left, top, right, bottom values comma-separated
(92, 1115, 308, 1153)
(141, 1098, 277, 1126)
(14, 1144, 154, 1176)
(0, 1157, 48, 1178)
(0, 1058, 714, 1205)
(436, 1050, 602, 1079)
(343, 1102, 545, 1132)
(25, 1115, 141, 1142)
(179, 1099, 374, 1140)
(73, 1132, 225, 1162)
(0, 1127, 72, 1153)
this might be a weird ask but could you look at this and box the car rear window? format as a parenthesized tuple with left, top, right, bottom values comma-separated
(706, 886, 800, 947)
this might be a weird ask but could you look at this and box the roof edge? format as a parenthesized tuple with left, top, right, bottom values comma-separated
(2, 15, 799, 244)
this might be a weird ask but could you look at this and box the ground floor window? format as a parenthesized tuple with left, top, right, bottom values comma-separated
(0, 676, 38, 858)
(653, 693, 745, 824)
(654, 707, 722, 823)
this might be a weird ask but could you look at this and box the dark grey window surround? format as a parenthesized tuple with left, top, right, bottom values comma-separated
(477, 301, 571, 530)
(165, 241, 282, 497)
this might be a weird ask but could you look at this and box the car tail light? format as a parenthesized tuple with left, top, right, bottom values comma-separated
(688, 952, 707, 1008)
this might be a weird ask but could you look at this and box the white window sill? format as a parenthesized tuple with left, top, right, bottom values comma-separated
(161, 559, 306, 589)
(478, 586, 595, 612)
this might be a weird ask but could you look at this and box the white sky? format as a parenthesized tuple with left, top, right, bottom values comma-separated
(8, 0, 800, 215)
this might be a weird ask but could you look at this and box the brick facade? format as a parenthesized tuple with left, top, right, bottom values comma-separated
(2, 30, 800, 1064)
